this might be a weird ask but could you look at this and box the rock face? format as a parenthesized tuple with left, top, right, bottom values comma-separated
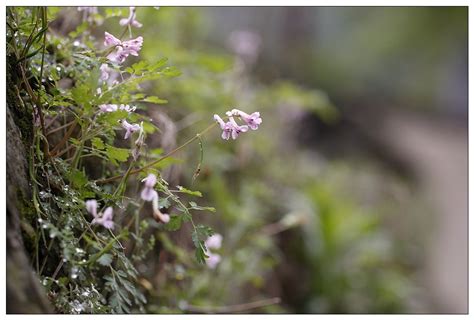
(6, 78, 52, 313)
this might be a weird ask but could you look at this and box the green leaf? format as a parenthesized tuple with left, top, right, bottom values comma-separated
(189, 201, 216, 213)
(106, 145, 129, 165)
(71, 82, 93, 111)
(91, 137, 105, 150)
(149, 57, 168, 72)
(164, 214, 182, 231)
(142, 96, 168, 104)
(143, 122, 158, 134)
(177, 185, 202, 197)
(161, 66, 181, 78)
(97, 253, 113, 266)
(68, 169, 88, 189)
(126, 60, 148, 74)
(191, 224, 214, 264)
(98, 110, 128, 126)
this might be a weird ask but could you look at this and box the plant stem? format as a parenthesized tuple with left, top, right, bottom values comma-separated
(96, 122, 218, 185)
(183, 297, 281, 314)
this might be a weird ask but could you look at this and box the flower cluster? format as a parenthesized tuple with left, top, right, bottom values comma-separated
(204, 234, 223, 269)
(120, 7, 142, 28)
(85, 199, 114, 229)
(140, 174, 170, 224)
(104, 32, 143, 64)
(98, 9, 145, 141)
(213, 108, 262, 140)
(98, 104, 136, 113)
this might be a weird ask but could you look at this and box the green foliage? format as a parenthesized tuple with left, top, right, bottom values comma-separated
(8, 5, 417, 315)
(8, 6, 219, 314)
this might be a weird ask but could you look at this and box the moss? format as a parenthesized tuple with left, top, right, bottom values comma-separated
(7, 54, 34, 148)
(16, 189, 37, 253)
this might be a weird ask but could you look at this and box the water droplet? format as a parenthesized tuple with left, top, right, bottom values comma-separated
(37, 218, 43, 223)
(73, 41, 80, 47)
(71, 268, 78, 279)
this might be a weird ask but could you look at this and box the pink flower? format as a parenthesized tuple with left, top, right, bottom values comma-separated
(99, 104, 136, 113)
(140, 173, 158, 201)
(140, 174, 170, 224)
(213, 114, 233, 140)
(100, 63, 111, 81)
(99, 104, 118, 112)
(107, 46, 129, 64)
(104, 32, 121, 46)
(85, 199, 114, 229)
(204, 234, 222, 269)
(119, 104, 136, 113)
(142, 173, 157, 188)
(141, 188, 158, 202)
(227, 109, 262, 130)
(120, 7, 143, 28)
(121, 119, 140, 139)
(205, 234, 223, 250)
(205, 253, 221, 269)
(104, 32, 143, 64)
(85, 199, 98, 216)
(229, 117, 249, 139)
(121, 36, 143, 56)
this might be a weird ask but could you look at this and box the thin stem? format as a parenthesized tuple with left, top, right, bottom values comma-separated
(39, 238, 54, 275)
(183, 297, 281, 314)
(46, 119, 75, 135)
(96, 122, 218, 185)
(51, 259, 64, 279)
(49, 119, 78, 155)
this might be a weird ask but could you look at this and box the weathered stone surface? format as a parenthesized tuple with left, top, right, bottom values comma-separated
(6, 91, 52, 313)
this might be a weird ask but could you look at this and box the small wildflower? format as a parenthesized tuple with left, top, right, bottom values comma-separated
(140, 173, 158, 201)
(99, 104, 118, 112)
(107, 46, 129, 64)
(85, 199, 98, 216)
(213, 114, 233, 140)
(120, 7, 143, 28)
(229, 116, 249, 139)
(104, 32, 143, 64)
(93, 207, 114, 229)
(121, 119, 140, 139)
(98, 104, 135, 114)
(132, 122, 145, 160)
(85, 199, 114, 229)
(214, 109, 261, 141)
(205, 234, 223, 250)
(205, 253, 221, 269)
(99, 63, 111, 81)
(140, 174, 170, 224)
(121, 36, 143, 56)
(119, 104, 136, 113)
(142, 173, 157, 188)
(104, 32, 121, 47)
(227, 108, 262, 130)
(204, 234, 222, 269)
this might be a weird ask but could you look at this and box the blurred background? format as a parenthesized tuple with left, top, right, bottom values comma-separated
(59, 6, 468, 313)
